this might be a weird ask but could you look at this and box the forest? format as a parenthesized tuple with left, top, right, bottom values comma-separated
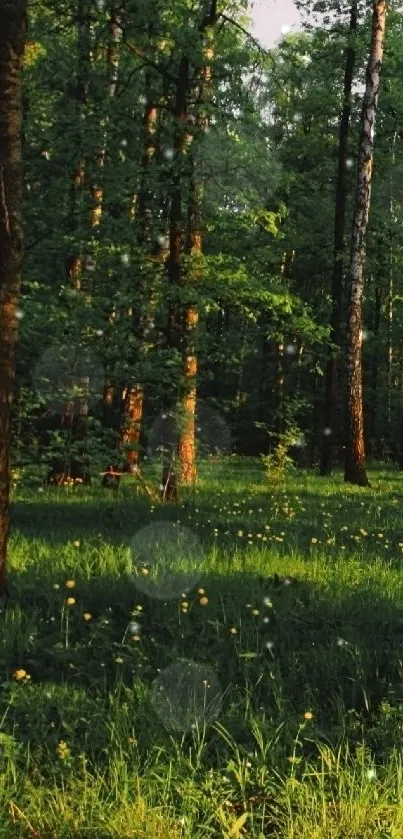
(1, 0, 403, 836)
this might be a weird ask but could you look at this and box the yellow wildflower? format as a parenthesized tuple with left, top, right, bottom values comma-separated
(13, 669, 27, 681)
(56, 740, 70, 759)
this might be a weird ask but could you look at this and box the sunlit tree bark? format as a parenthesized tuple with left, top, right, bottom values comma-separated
(121, 77, 159, 471)
(177, 39, 214, 485)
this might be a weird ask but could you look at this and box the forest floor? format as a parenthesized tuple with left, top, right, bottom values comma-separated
(1, 459, 403, 837)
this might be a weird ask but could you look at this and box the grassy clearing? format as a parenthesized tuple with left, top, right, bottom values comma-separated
(2, 459, 403, 837)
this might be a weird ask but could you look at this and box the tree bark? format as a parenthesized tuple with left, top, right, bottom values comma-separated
(119, 77, 160, 469)
(176, 39, 213, 485)
(90, 10, 121, 228)
(320, 0, 357, 476)
(161, 55, 190, 501)
(344, 0, 387, 486)
(0, 0, 27, 595)
(162, 2, 217, 498)
(121, 385, 144, 471)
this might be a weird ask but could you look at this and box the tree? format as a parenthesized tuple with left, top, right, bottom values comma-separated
(320, 0, 358, 475)
(0, 0, 27, 595)
(344, 0, 388, 486)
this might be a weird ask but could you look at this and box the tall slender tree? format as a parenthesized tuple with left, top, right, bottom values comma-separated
(0, 0, 27, 595)
(320, 0, 358, 475)
(344, 0, 388, 486)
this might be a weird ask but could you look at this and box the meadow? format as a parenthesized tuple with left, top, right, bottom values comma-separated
(2, 458, 403, 838)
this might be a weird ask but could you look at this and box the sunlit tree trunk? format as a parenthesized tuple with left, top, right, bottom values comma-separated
(344, 0, 387, 486)
(320, 0, 357, 475)
(120, 79, 159, 469)
(121, 385, 144, 472)
(162, 54, 190, 501)
(162, 2, 217, 499)
(0, 0, 27, 595)
(177, 40, 213, 485)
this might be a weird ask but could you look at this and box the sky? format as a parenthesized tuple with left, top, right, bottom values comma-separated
(248, 0, 302, 47)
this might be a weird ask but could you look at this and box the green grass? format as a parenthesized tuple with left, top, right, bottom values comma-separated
(2, 458, 403, 837)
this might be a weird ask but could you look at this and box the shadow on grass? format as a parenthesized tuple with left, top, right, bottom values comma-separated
(2, 562, 403, 760)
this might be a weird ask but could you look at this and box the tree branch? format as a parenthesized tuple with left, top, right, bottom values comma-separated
(218, 12, 274, 63)
(123, 38, 176, 82)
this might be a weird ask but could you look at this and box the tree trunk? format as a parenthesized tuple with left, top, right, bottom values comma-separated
(0, 0, 27, 595)
(367, 283, 381, 454)
(386, 130, 397, 437)
(121, 385, 144, 471)
(162, 2, 217, 498)
(176, 38, 213, 485)
(119, 79, 159, 468)
(320, 0, 357, 476)
(344, 0, 387, 486)
(90, 10, 121, 227)
(161, 55, 191, 501)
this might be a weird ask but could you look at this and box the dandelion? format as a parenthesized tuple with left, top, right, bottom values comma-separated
(73, 540, 80, 547)
(252, 609, 260, 616)
(199, 596, 209, 606)
(197, 588, 205, 595)
(65, 580, 76, 589)
(367, 767, 376, 780)
(140, 567, 149, 576)
(265, 640, 274, 651)
(311, 537, 318, 545)
(115, 657, 124, 664)
(13, 669, 27, 681)
(304, 711, 313, 720)
(83, 612, 92, 621)
(53, 583, 60, 590)
(66, 597, 75, 606)
(229, 627, 238, 635)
